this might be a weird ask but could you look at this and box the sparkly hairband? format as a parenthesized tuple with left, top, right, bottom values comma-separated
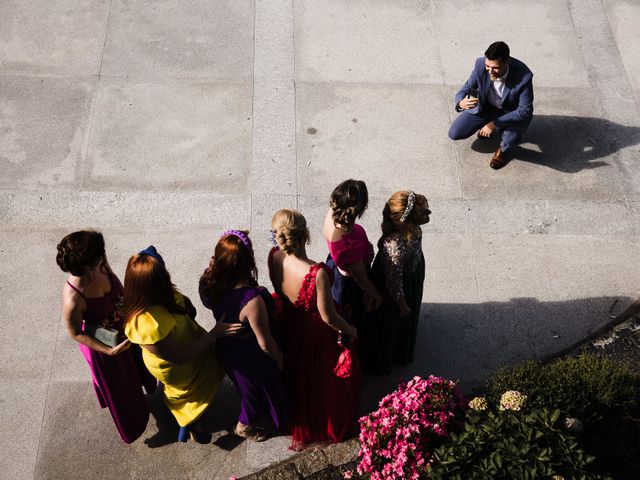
(221, 229, 252, 251)
(399, 191, 416, 223)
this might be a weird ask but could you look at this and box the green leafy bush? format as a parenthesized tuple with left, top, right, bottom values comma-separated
(486, 354, 640, 423)
(427, 408, 611, 480)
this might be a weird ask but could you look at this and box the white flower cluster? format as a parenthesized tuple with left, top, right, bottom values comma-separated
(499, 390, 527, 411)
(468, 396, 488, 411)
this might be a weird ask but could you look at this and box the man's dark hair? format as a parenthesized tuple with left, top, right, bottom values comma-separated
(485, 41, 510, 62)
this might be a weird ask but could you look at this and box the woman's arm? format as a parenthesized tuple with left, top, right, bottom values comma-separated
(316, 268, 357, 341)
(141, 315, 244, 365)
(241, 296, 283, 371)
(61, 288, 130, 356)
(382, 236, 411, 317)
(350, 259, 383, 310)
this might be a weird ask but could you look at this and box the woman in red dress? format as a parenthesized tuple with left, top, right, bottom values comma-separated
(268, 209, 360, 450)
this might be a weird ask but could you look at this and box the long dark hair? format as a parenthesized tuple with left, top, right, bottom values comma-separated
(199, 232, 258, 304)
(123, 253, 184, 323)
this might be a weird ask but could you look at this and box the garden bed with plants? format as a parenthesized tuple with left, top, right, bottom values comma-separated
(345, 313, 640, 480)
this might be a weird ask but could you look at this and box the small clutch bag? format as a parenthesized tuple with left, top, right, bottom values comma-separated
(84, 323, 120, 347)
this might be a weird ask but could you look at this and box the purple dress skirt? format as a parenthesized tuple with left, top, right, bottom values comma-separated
(201, 286, 289, 429)
(67, 272, 156, 443)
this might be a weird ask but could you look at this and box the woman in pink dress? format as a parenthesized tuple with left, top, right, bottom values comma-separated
(269, 209, 360, 450)
(323, 179, 382, 371)
(56, 230, 156, 443)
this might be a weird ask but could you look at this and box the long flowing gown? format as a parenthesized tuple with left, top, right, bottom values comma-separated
(269, 248, 361, 450)
(67, 272, 156, 443)
(200, 286, 288, 430)
(370, 234, 425, 374)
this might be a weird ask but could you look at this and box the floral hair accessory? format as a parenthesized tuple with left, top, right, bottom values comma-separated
(221, 230, 252, 251)
(399, 190, 416, 223)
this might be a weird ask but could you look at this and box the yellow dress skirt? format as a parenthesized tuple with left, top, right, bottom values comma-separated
(125, 292, 224, 427)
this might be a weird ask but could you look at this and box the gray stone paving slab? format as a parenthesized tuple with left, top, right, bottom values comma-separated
(294, 0, 440, 83)
(101, 0, 254, 80)
(604, 0, 640, 94)
(0, 0, 109, 76)
(86, 78, 252, 192)
(0, 75, 96, 189)
(254, 0, 294, 83)
(33, 381, 252, 480)
(252, 81, 297, 195)
(0, 191, 251, 229)
(0, 229, 61, 378)
(0, 379, 49, 480)
(296, 83, 460, 198)
(434, 0, 590, 88)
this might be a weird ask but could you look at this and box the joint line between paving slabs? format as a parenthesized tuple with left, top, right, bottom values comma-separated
(33, 310, 64, 475)
(428, 0, 464, 200)
(251, 0, 257, 222)
(98, 0, 114, 78)
(291, 0, 299, 209)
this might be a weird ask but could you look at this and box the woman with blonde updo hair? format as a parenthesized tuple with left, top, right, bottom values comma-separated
(269, 209, 360, 450)
(370, 191, 431, 374)
(56, 230, 156, 443)
(323, 179, 382, 372)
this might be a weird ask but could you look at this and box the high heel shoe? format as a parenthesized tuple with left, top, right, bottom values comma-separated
(177, 426, 212, 444)
(234, 423, 269, 442)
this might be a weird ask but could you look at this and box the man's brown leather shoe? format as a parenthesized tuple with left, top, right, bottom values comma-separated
(490, 147, 510, 169)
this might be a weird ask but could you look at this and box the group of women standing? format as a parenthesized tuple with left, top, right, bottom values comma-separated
(56, 179, 431, 450)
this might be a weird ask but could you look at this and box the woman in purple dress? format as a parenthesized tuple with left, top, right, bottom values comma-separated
(56, 230, 156, 443)
(199, 230, 288, 441)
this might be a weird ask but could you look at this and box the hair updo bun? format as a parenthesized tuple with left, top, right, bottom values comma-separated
(56, 230, 105, 277)
(271, 209, 310, 255)
(330, 179, 368, 229)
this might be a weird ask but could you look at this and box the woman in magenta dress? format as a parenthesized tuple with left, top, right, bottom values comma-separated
(269, 209, 360, 450)
(56, 230, 156, 443)
(199, 230, 288, 441)
(323, 179, 382, 371)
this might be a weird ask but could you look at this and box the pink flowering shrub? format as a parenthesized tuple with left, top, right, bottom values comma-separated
(351, 376, 466, 480)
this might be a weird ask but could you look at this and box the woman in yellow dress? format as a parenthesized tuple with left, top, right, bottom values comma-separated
(123, 246, 243, 443)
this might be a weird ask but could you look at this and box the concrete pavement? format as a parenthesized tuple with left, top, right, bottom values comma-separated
(1, 0, 639, 478)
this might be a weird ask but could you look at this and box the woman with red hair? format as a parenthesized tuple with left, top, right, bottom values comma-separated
(199, 230, 288, 442)
(123, 246, 243, 443)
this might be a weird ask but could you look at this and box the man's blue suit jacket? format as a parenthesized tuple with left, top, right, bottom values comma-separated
(454, 56, 534, 129)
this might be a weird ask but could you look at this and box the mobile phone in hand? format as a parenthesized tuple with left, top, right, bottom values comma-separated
(468, 87, 478, 98)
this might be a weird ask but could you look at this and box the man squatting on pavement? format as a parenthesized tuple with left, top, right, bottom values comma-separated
(448, 41, 534, 170)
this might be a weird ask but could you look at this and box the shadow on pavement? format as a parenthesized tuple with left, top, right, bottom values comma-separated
(360, 294, 635, 415)
(470, 115, 640, 172)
